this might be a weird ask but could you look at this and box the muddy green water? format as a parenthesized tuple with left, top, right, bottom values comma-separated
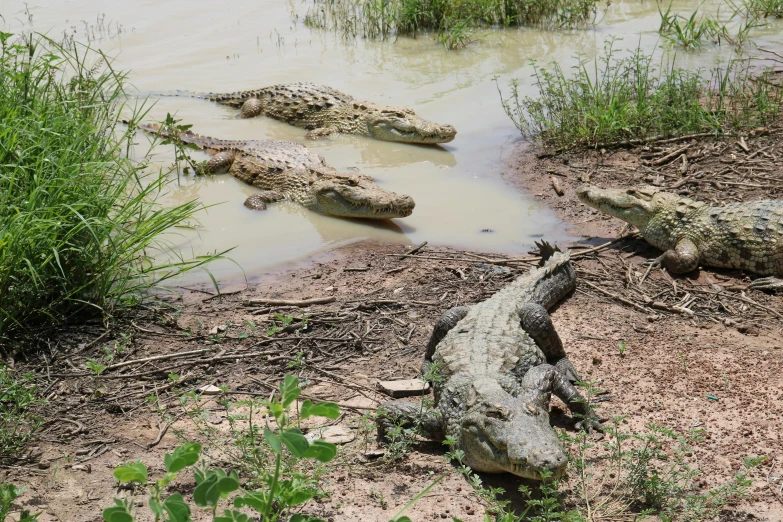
(3, 1, 782, 282)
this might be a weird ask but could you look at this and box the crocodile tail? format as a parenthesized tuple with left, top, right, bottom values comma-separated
(189, 91, 248, 107)
(531, 249, 575, 310)
(134, 123, 222, 151)
(534, 240, 562, 267)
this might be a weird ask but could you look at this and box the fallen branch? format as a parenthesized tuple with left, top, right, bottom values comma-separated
(243, 297, 336, 307)
(399, 241, 428, 259)
(104, 348, 215, 371)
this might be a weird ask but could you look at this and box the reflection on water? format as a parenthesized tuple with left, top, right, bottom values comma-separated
(3, 0, 781, 282)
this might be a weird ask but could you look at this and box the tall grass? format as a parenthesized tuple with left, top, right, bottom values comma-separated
(303, 0, 601, 49)
(497, 40, 783, 149)
(0, 33, 228, 339)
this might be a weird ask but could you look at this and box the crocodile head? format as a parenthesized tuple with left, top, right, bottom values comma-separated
(364, 106, 456, 144)
(576, 184, 677, 229)
(310, 171, 415, 219)
(457, 380, 567, 481)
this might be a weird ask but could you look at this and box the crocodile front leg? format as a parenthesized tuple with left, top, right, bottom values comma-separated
(424, 306, 470, 363)
(243, 191, 286, 210)
(199, 151, 235, 174)
(518, 303, 580, 382)
(748, 242, 783, 291)
(376, 400, 445, 443)
(650, 237, 700, 274)
(523, 364, 600, 431)
(239, 98, 263, 118)
(305, 126, 340, 139)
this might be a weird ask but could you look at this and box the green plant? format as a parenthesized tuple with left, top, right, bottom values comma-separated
(0, 482, 39, 522)
(105, 375, 341, 522)
(0, 33, 230, 339)
(302, 0, 601, 49)
(497, 39, 783, 150)
(0, 367, 42, 460)
(266, 314, 296, 336)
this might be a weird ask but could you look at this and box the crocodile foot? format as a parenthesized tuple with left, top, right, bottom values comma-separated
(748, 276, 783, 292)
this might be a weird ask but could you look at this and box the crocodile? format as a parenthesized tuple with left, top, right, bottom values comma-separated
(177, 82, 457, 144)
(576, 185, 783, 290)
(138, 123, 415, 219)
(377, 244, 598, 481)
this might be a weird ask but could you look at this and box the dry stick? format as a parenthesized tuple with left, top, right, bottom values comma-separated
(690, 288, 783, 320)
(73, 329, 113, 354)
(104, 348, 215, 371)
(101, 350, 280, 379)
(243, 297, 336, 307)
(649, 143, 692, 166)
(131, 321, 191, 337)
(148, 421, 171, 449)
(398, 241, 428, 259)
(582, 280, 651, 314)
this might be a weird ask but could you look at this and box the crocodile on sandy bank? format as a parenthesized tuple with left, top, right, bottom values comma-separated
(138, 123, 415, 219)
(377, 245, 598, 481)
(577, 185, 783, 290)
(175, 83, 457, 144)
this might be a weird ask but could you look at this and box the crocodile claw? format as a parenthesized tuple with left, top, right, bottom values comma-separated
(555, 358, 581, 383)
(575, 412, 603, 434)
(748, 276, 783, 292)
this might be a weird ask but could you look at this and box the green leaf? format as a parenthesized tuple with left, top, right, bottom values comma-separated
(281, 428, 309, 457)
(102, 505, 133, 522)
(301, 400, 340, 419)
(113, 461, 147, 483)
(303, 440, 337, 462)
(193, 469, 239, 508)
(164, 442, 202, 473)
(193, 474, 219, 508)
(162, 494, 191, 522)
(279, 374, 301, 407)
(149, 498, 163, 517)
(215, 510, 249, 522)
(288, 488, 315, 506)
(264, 428, 281, 454)
(233, 491, 267, 512)
(216, 475, 240, 496)
(290, 516, 327, 522)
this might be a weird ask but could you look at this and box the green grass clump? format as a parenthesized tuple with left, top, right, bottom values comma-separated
(0, 33, 227, 340)
(498, 40, 783, 150)
(302, 0, 601, 49)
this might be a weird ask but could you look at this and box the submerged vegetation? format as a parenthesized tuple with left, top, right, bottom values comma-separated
(302, 0, 602, 49)
(0, 33, 226, 339)
(498, 41, 783, 150)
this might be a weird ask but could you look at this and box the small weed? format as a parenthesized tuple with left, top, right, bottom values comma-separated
(0, 367, 42, 460)
(105, 375, 341, 522)
(0, 482, 39, 521)
(618, 342, 628, 357)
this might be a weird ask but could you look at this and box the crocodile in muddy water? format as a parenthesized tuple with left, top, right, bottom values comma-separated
(577, 185, 783, 290)
(137, 123, 415, 220)
(377, 243, 598, 480)
(172, 83, 457, 144)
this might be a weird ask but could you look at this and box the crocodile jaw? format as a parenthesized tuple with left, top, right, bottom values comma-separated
(312, 175, 415, 219)
(576, 184, 660, 230)
(457, 388, 568, 480)
(368, 110, 457, 144)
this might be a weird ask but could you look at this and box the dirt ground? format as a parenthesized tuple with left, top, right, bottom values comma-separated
(4, 133, 783, 521)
